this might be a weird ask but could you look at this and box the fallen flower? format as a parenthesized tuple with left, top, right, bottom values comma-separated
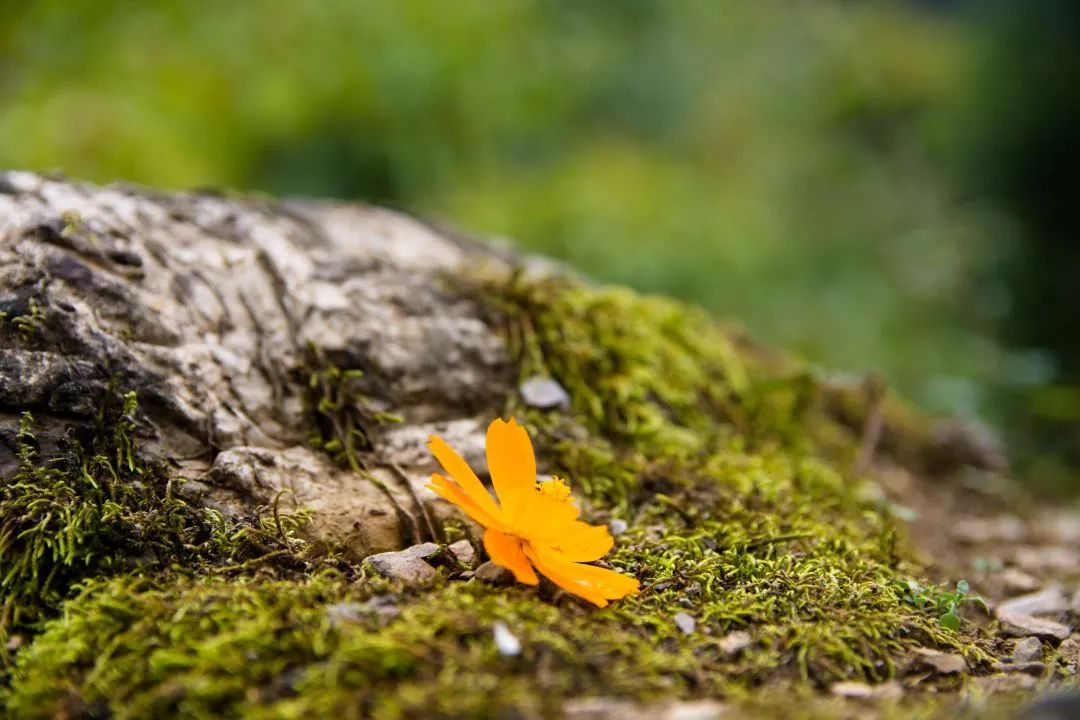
(427, 417, 639, 607)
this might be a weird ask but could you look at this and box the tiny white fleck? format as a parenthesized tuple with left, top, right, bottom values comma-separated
(493, 621, 522, 657)
(674, 611, 696, 635)
(608, 519, 628, 536)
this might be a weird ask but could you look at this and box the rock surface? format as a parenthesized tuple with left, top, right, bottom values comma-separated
(0, 171, 513, 554)
(474, 560, 514, 586)
(998, 587, 1069, 617)
(998, 612, 1072, 642)
(909, 648, 968, 675)
(361, 543, 441, 587)
(1012, 637, 1045, 664)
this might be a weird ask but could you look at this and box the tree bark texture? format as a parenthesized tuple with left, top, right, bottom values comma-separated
(0, 171, 515, 555)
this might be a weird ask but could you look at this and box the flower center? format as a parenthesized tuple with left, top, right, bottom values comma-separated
(537, 477, 571, 501)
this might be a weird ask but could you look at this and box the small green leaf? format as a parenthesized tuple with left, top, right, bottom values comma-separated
(939, 612, 961, 631)
(956, 580, 969, 594)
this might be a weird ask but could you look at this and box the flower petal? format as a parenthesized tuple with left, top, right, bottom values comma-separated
(550, 521, 614, 563)
(483, 528, 539, 585)
(428, 434, 502, 520)
(486, 418, 535, 523)
(512, 493, 580, 545)
(427, 474, 504, 530)
(524, 544, 639, 608)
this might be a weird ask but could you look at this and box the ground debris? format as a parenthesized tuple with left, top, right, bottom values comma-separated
(998, 587, 1069, 617)
(362, 542, 440, 587)
(519, 375, 571, 410)
(998, 612, 1071, 642)
(1011, 637, 1045, 664)
(908, 648, 968, 675)
(473, 560, 514, 585)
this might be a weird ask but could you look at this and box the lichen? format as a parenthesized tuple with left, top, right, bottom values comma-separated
(1, 271, 999, 718)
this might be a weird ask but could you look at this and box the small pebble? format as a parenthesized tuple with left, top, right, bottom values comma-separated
(998, 612, 1071, 642)
(991, 661, 1047, 676)
(362, 544, 439, 588)
(1012, 637, 1044, 664)
(673, 612, 696, 635)
(448, 539, 477, 567)
(609, 519, 628, 536)
(474, 561, 514, 586)
(910, 648, 968, 675)
(493, 621, 522, 657)
(998, 587, 1068, 617)
(519, 376, 571, 410)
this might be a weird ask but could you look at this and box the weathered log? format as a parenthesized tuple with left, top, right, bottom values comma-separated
(0, 170, 513, 554)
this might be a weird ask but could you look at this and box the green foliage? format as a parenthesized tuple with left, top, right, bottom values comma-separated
(899, 579, 989, 631)
(0, 389, 317, 652)
(0, 0, 1040, 443)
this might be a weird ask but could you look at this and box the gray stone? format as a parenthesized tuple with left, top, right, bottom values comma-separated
(448, 539, 477, 567)
(998, 587, 1068, 617)
(998, 612, 1071, 642)
(519, 375, 571, 410)
(608, 518, 628, 536)
(1012, 637, 1044, 664)
(474, 560, 514, 586)
(1057, 635, 1080, 667)
(673, 612, 696, 635)
(363, 543, 441, 588)
(909, 648, 968, 675)
(990, 661, 1046, 676)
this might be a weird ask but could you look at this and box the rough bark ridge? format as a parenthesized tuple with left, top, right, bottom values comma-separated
(0, 170, 512, 555)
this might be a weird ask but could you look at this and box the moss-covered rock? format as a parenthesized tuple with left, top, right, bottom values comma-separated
(1, 271, 1007, 718)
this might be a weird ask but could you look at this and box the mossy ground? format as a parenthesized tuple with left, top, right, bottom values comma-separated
(0, 272, 1005, 719)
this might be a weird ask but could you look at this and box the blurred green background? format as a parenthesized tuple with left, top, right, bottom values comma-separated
(1, 1, 1076, 491)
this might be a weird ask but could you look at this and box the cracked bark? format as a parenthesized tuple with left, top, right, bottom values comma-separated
(0, 171, 514, 555)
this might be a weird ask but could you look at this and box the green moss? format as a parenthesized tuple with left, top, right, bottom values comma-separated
(2, 271, 1000, 718)
(0, 388, 318, 655)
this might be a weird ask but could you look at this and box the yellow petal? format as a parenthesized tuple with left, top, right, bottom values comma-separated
(427, 474, 504, 530)
(483, 528, 539, 585)
(550, 521, 614, 563)
(524, 543, 639, 608)
(486, 417, 535, 524)
(428, 435, 502, 520)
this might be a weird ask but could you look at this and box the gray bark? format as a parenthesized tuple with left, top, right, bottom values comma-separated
(0, 171, 513, 554)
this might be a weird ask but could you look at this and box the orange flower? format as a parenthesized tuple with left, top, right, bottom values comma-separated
(426, 418, 639, 607)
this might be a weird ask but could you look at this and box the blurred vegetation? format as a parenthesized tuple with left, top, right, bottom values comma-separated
(0, 0, 1075, 491)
